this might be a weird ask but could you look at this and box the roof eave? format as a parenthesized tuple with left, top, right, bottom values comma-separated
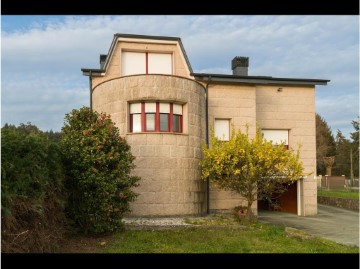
(191, 73, 330, 86)
(81, 68, 105, 76)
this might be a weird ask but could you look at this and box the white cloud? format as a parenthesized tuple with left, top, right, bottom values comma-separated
(1, 15, 359, 137)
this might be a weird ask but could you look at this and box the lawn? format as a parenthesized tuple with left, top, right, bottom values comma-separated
(60, 224, 359, 253)
(318, 189, 359, 200)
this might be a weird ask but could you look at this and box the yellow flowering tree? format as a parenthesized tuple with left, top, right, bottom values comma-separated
(200, 126, 305, 221)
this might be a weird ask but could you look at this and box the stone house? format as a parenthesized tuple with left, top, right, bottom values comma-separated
(82, 33, 329, 217)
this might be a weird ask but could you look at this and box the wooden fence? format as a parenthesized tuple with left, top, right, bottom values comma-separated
(319, 175, 346, 190)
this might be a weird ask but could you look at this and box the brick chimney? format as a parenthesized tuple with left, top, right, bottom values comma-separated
(232, 56, 249, 76)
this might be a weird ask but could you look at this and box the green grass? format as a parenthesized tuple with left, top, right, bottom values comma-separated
(318, 189, 359, 200)
(102, 225, 359, 253)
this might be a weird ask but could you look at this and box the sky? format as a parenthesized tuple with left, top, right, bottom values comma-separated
(1, 15, 359, 139)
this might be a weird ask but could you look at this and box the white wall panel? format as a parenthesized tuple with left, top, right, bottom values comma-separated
(145, 102, 157, 113)
(130, 103, 142, 114)
(173, 104, 183, 115)
(122, 52, 146, 76)
(148, 53, 172, 74)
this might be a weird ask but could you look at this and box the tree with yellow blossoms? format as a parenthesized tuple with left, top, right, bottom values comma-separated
(200, 126, 305, 221)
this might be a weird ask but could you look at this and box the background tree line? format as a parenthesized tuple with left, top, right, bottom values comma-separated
(316, 113, 359, 179)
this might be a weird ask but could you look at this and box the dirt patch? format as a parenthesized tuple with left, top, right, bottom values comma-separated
(1, 195, 67, 253)
(58, 233, 115, 253)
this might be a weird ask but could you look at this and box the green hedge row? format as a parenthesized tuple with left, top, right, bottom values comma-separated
(1, 123, 66, 252)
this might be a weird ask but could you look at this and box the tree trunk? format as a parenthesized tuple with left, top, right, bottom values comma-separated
(247, 200, 253, 222)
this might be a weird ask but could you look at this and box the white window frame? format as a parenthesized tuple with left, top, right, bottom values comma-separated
(122, 51, 172, 76)
(214, 119, 230, 141)
(262, 129, 289, 146)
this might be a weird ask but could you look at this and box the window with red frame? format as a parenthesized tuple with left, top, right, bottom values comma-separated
(130, 102, 183, 133)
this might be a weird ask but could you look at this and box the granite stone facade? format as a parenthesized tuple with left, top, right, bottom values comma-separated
(83, 34, 329, 217)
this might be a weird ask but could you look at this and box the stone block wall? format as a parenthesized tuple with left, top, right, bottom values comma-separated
(207, 83, 257, 213)
(256, 85, 317, 216)
(92, 75, 207, 216)
(318, 196, 359, 211)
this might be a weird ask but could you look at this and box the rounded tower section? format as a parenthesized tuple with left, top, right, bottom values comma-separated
(92, 74, 207, 216)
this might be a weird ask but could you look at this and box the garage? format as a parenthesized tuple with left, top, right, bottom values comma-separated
(258, 181, 297, 214)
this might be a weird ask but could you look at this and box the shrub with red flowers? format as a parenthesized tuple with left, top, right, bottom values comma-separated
(61, 107, 140, 234)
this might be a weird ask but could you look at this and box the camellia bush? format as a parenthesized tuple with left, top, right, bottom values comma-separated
(200, 126, 305, 221)
(61, 107, 140, 234)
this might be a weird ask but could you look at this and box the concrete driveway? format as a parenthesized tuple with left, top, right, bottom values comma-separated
(258, 204, 359, 247)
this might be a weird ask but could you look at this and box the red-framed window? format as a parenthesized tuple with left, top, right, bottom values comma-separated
(130, 102, 183, 133)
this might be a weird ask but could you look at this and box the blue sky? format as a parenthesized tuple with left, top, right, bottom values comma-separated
(1, 15, 359, 138)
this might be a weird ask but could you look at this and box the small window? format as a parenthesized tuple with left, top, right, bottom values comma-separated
(262, 129, 289, 149)
(144, 103, 156, 131)
(146, 114, 155, 131)
(159, 103, 170, 132)
(173, 104, 183, 133)
(173, 115, 181, 132)
(131, 114, 141, 133)
(130, 103, 142, 133)
(214, 119, 230, 141)
(160, 114, 169, 131)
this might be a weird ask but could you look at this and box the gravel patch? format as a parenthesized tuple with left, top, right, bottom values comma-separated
(123, 217, 190, 226)
(123, 216, 251, 230)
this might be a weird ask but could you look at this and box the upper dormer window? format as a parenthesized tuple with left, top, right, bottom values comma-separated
(122, 51, 172, 76)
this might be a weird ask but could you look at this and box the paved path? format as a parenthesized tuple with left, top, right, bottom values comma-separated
(258, 204, 359, 246)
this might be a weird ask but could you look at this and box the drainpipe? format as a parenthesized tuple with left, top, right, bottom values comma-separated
(89, 71, 93, 111)
(205, 76, 212, 214)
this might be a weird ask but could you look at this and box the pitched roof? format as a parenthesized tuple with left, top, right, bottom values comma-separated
(82, 33, 193, 76)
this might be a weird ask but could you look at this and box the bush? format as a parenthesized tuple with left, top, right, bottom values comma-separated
(1, 123, 66, 252)
(61, 107, 140, 234)
(200, 125, 305, 221)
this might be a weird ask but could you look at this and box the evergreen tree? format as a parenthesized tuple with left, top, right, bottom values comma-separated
(350, 119, 359, 179)
(333, 130, 351, 177)
(316, 113, 337, 175)
(332, 119, 359, 179)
